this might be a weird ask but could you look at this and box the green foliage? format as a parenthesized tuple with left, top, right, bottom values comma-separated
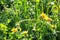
(0, 0, 59, 40)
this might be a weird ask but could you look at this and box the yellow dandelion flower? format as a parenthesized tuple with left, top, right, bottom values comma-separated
(40, 12, 52, 22)
(11, 28, 18, 32)
(40, 12, 48, 20)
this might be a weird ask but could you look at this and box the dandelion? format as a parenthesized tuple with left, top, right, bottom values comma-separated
(40, 12, 52, 22)
(40, 12, 48, 20)
(11, 28, 18, 32)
